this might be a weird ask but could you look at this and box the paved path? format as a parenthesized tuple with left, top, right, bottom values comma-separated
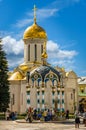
(0, 120, 86, 130)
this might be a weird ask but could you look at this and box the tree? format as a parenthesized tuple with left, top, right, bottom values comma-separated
(0, 38, 10, 112)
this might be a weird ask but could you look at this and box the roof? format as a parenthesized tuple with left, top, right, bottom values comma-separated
(78, 92, 86, 96)
(78, 77, 86, 84)
(30, 65, 61, 81)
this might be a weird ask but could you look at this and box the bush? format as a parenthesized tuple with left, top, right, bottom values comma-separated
(69, 114, 75, 119)
(16, 113, 27, 119)
(0, 113, 5, 120)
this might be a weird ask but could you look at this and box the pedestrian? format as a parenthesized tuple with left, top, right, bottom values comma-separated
(65, 110, 69, 119)
(83, 111, 86, 127)
(75, 111, 80, 128)
(26, 107, 33, 123)
(5, 110, 10, 120)
(43, 109, 47, 121)
(14, 111, 18, 120)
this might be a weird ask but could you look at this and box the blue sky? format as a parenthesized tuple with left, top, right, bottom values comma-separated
(0, 0, 86, 77)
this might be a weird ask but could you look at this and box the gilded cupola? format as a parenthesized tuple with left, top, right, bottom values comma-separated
(23, 5, 47, 40)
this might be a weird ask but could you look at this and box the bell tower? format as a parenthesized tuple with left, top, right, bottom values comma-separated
(23, 5, 47, 65)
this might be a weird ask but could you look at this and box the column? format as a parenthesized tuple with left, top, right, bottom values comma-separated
(37, 89, 40, 111)
(27, 90, 30, 109)
(60, 90, 62, 112)
(57, 90, 60, 111)
(62, 91, 65, 111)
(52, 89, 55, 109)
(42, 88, 45, 110)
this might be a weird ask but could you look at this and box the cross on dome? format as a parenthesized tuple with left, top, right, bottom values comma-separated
(33, 5, 37, 23)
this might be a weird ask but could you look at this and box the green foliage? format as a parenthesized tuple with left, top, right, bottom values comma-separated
(0, 43, 10, 112)
(20, 113, 27, 116)
(0, 113, 5, 120)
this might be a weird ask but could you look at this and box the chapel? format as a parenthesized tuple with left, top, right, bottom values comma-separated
(9, 6, 78, 113)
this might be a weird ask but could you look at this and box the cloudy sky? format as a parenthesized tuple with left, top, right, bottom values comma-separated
(0, 0, 86, 77)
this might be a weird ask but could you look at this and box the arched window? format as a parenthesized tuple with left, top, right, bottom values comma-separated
(71, 93, 73, 99)
(35, 44, 37, 61)
(28, 44, 30, 61)
(41, 45, 43, 54)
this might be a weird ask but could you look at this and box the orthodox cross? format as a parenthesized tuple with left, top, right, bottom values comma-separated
(33, 5, 37, 23)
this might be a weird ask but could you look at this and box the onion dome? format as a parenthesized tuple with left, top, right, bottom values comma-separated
(23, 23, 47, 39)
(9, 72, 23, 80)
(23, 5, 47, 40)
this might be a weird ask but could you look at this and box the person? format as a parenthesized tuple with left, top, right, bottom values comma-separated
(65, 110, 69, 119)
(75, 111, 80, 128)
(52, 109, 55, 121)
(83, 111, 86, 127)
(26, 107, 33, 123)
(5, 110, 10, 120)
(14, 111, 18, 120)
(33, 109, 37, 120)
(43, 109, 47, 121)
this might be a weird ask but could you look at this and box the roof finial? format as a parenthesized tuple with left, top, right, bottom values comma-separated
(41, 41, 48, 65)
(33, 5, 37, 24)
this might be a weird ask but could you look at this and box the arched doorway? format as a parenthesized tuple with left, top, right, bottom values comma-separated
(79, 98, 86, 112)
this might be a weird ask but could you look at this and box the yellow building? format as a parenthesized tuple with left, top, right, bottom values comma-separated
(78, 77, 86, 112)
(8, 6, 78, 114)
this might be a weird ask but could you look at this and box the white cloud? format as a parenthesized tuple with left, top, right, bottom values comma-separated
(2, 36, 78, 72)
(47, 40, 78, 70)
(16, 8, 58, 28)
(47, 40, 78, 59)
(2, 36, 24, 55)
(47, 40, 59, 52)
(8, 57, 24, 69)
(28, 8, 58, 19)
(82, 70, 86, 74)
(57, 50, 77, 59)
(2, 36, 24, 69)
(14, 0, 80, 28)
(15, 19, 33, 28)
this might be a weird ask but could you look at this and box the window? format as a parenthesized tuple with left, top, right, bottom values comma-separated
(41, 45, 43, 54)
(80, 87, 84, 93)
(62, 91, 64, 95)
(71, 93, 73, 99)
(28, 45, 30, 61)
(12, 94, 15, 105)
(81, 90, 84, 93)
(35, 44, 37, 61)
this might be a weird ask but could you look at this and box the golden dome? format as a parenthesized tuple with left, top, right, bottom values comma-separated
(19, 65, 29, 72)
(9, 72, 24, 80)
(23, 23, 47, 39)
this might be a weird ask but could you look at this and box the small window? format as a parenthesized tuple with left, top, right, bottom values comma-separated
(28, 45, 30, 61)
(35, 44, 37, 61)
(71, 93, 73, 99)
(41, 45, 43, 54)
(81, 90, 84, 93)
(12, 94, 15, 105)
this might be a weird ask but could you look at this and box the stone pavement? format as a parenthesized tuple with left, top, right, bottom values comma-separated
(0, 119, 86, 130)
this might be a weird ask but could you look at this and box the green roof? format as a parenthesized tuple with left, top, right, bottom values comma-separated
(78, 93, 86, 96)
